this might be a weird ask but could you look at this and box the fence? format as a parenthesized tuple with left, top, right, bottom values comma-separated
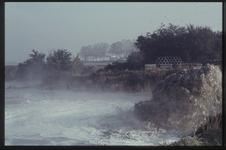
(145, 56, 203, 70)
(155, 56, 183, 69)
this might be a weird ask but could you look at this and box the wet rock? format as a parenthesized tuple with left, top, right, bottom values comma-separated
(194, 112, 222, 137)
(134, 64, 222, 135)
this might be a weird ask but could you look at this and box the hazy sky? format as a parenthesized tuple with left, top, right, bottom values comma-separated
(5, 2, 222, 64)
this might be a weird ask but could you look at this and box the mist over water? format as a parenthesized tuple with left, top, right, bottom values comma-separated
(6, 64, 221, 145)
(5, 80, 181, 146)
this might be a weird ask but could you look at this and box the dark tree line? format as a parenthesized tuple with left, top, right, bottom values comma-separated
(16, 49, 83, 80)
(15, 23, 222, 80)
(108, 39, 138, 56)
(46, 49, 73, 72)
(79, 39, 138, 58)
(17, 49, 46, 79)
(134, 23, 222, 65)
(103, 23, 222, 72)
(79, 42, 110, 57)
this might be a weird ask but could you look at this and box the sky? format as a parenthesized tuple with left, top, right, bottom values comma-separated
(5, 2, 222, 64)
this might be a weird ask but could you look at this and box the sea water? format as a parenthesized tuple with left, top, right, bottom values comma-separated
(5, 80, 181, 146)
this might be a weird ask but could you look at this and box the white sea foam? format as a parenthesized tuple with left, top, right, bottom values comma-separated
(5, 80, 180, 146)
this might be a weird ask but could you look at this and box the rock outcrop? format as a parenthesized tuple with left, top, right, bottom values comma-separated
(194, 112, 222, 137)
(134, 64, 222, 135)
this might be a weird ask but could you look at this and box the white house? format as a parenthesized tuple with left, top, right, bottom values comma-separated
(83, 55, 111, 61)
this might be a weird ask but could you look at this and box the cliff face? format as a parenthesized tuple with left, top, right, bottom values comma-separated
(134, 64, 222, 135)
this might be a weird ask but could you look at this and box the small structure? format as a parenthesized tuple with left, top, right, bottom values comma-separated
(145, 64, 156, 70)
(83, 55, 110, 61)
(156, 56, 183, 69)
(145, 56, 204, 70)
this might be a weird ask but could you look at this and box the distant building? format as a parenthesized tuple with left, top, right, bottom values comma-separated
(83, 55, 110, 61)
(82, 53, 129, 62)
(82, 53, 128, 62)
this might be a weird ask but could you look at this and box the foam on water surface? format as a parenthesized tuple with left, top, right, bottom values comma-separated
(5, 80, 180, 146)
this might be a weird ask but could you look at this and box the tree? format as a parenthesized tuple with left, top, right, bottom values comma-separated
(121, 39, 139, 56)
(93, 42, 109, 56)
(135, 23, 188, 64)
(46, 49, 73, 73)
(71, 53, 84, 75)
(127, 51, 144, 70)
(16, 49, 46, 79)
(135, 23, 222, 65)
(79, 43, 109, 58)
(109, 41, 123, 55)
(213, 31, 222, 60)
(178, 24, 221, 64)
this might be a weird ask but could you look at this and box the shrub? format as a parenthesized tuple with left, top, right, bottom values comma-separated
(103, 61, 129, 72)
(16, 49, 46, 80)
(127, 51, 144, 70)
(46, 49, 73, 73)
(71, 54, 84, 75)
